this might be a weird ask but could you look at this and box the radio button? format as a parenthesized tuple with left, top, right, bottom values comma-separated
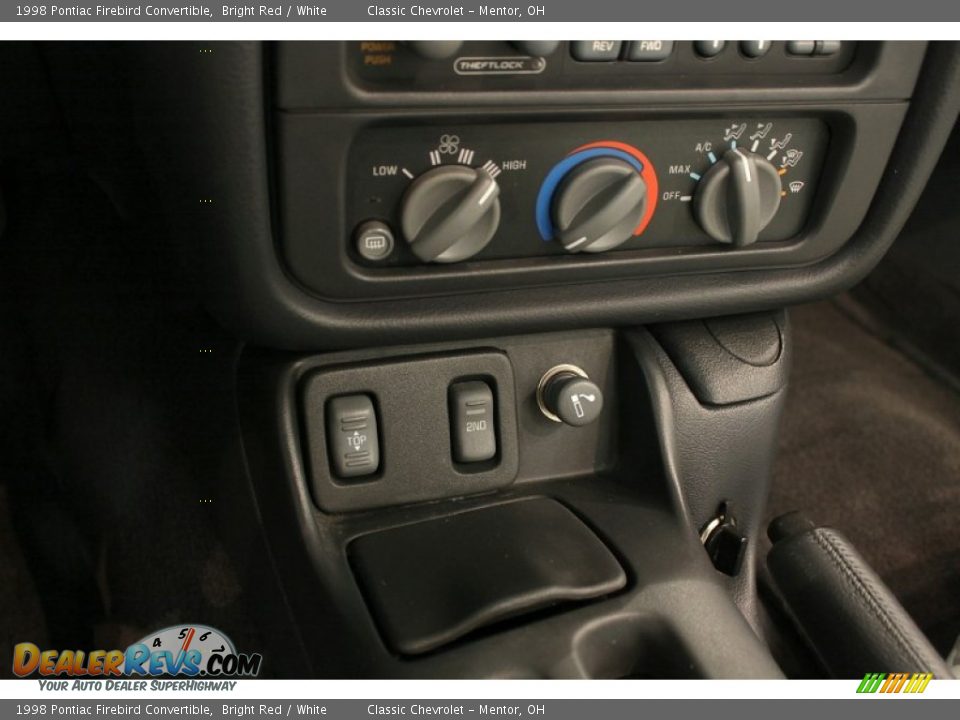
(787, 41, 817, 56)
(694, 41, 726, 58)
(625, 41, 674, 61)
(740, 40, 772, 58)
(571, 41, 623, 62)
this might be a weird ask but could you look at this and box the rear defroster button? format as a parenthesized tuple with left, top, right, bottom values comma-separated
(355, 220, 395, 262)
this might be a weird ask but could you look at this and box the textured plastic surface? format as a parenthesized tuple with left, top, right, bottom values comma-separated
(310, 116, 833, 291)
(350, 498, 627, 655)
(651, 311, 790, 405)
(301, 351, 519, 512)
(625, 327, 789, 626)
(292, 41, 862, 102)
(293, 329, 619, 508)
(121, 42, 960, 349)
(237, 329, 784, 677)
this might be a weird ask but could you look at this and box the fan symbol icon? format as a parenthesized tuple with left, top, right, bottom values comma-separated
(438, 134, 460, 154)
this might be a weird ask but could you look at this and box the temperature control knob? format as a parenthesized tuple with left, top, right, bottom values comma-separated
(551, 157, 648, 253)
(400, 165, 501, 264)
(693, 149, 782, 247)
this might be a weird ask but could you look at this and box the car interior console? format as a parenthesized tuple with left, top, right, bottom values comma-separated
(101, 40, 960, 677)
(146, 40, 953, 348)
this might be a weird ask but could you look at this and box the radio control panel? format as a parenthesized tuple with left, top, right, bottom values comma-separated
(348, 40, 857, 92)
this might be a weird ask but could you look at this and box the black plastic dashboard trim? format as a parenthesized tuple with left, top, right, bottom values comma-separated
(277, 107, 902, 301)
(132, 42, 960, 351)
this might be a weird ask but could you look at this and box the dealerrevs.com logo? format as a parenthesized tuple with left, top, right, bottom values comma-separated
(13, 624, 262, 681)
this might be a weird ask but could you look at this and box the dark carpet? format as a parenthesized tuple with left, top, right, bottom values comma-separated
(768, 300, 960, 655)
(0, 486, 48, 669)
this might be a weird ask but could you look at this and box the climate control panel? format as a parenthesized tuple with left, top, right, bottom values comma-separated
(346, 118, 828, 267)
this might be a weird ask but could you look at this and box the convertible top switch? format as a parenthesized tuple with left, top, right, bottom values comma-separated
(326, 394, 381, 479)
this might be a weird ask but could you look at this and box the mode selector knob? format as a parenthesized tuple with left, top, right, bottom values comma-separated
(694, 148, 782, 247)
(400, 166, 501, 264)
(551, 157, 648, 253)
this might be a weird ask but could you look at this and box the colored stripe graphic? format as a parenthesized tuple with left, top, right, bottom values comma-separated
(857, 672, 932, 694)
